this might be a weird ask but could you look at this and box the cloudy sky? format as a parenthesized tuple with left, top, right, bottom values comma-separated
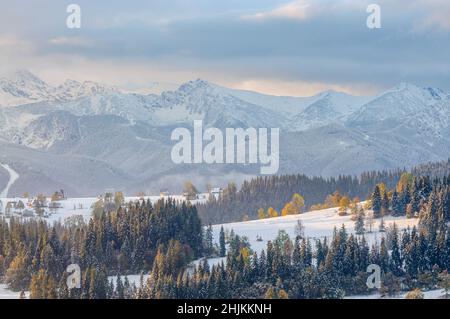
(0, 0, 449, 96)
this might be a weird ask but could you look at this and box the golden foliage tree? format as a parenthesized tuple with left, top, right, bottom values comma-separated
(257, 208, 267, 219)
(268, 207, 279, 218)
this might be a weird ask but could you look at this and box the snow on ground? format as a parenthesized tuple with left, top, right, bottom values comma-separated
(0, 194, 209, 224)
(0, 163, 19, 198)
(211, 206, 419, 257)
(0, 284, 17, 299)
(191, 257, 227, 268)
(0, 284, 28, 299)
(189, 205, 419, 271)
(107, 256, 227, 287)
(108, 274, 150, 288)
(188, 257, 227, 274)
(47, 197, 97, 224)
(345, 289, 448, 299)
(0, 198, 421, 298)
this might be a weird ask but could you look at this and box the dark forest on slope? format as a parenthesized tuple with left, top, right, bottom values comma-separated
(197, 160, 450, 224)
(5, 168, 449, 299)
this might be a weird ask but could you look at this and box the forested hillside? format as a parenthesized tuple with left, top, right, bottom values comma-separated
(136, 172, 450, 299)
(1, 165, 449, 298)
(0, 198, 202, 298)
(197, 160, 450, 224)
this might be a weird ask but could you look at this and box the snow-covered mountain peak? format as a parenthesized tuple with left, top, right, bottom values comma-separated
(55, 78, 119, 99)
(383, 82, 447, 102)
(8, 69, 48, 87)
(391, 81, 419, 91)
(381, 82, 450, 106)
(0, 70, 53, 107)
(315, 89, 340, 98)
(347, 82, 450, 136)
(0, 70, 122, 107)
(1, 71, 450, 195)
(74, 80, 118, 97)
(177, 78, 218, 94)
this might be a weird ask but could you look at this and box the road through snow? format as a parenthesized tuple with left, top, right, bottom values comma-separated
(0, 163, 19, 198)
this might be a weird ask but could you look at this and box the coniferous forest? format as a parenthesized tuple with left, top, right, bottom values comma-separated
(138, 172, 450, 299)
(0, 162, 449, 299)
(0, 199, 203, 298)
(197, 160, 450, 224)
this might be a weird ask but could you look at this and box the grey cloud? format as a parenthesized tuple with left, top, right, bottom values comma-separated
(0, 0, 449, 93)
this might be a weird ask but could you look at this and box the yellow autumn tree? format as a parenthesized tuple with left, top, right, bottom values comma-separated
(339, 196, 350, 210)
(258, 208, 267, 219)
(268, 207, 279, 218)
(281, 193, 305, 216)
(338, 196, 351, 216)
(278, 289, 289, 299)
(240, 247, 251, 265)
(291, 193, 305, 214)
(265, 287, 276, 299)
(396, 172, 413, 193)
(281, 202, 295, 216)
(325, 190, 342, 208)
(377, 183, 387, 197)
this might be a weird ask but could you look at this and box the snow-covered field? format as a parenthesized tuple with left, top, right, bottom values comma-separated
(0, 194, 209, 224)
(0, 284, 27, 299)
(345, 289, 448, 299)
(211, 206, 419, 254)
(43, 195, 207, 224)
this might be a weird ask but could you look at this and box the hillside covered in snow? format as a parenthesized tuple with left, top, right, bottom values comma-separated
(1, 70, 450, 196)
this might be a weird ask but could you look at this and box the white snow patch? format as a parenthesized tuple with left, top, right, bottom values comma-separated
(346, 288, 447, 299)
(0, 163, 19, 198)
(108, 274, 150, 288)
(0, 194, 209, 224)
(0, 284, 28, 299)
(211, 206, 418, 256)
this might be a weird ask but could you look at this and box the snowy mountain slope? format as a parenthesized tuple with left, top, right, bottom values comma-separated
(151, 79, 286, 128)
(54, 79, 119, 100)
(0, 163, 19, 198)
(288, 91, 370, 131)
(221, 86, 370, 129)
(0, 70, 118, 107)
(220, 86, 314, 116)
(278, 124, 443, 176)
(0, 140, 134, 196)
(0, 70, 449, 195)
(0, 70, 54, 107)
(348, 83, 450, 133)
(345, 83, 450, 162)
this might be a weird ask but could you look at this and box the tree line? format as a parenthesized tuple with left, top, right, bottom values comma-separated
(133, 174, 450, 299)
(0, 198, 203, 298)
(197, 160, 450, 224)
(0, 161, 449, 299)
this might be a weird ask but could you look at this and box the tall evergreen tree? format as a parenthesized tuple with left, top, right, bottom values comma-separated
(355, 211, 365, 235)
(372, 185, 382, 218)
(219, 226, 226, 257)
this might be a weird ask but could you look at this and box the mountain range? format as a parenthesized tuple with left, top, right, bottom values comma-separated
(0, 70, 449, 196)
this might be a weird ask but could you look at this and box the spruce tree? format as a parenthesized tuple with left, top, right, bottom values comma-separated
(355, 211, 365, 235)
(378, 218, 386, 233)
(219, 226, 226, 257)
(389, 224, 403, 276)
(372, 185, 382, 218)
(204, 224, 214, 257)
(391, 190, 401, 216)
